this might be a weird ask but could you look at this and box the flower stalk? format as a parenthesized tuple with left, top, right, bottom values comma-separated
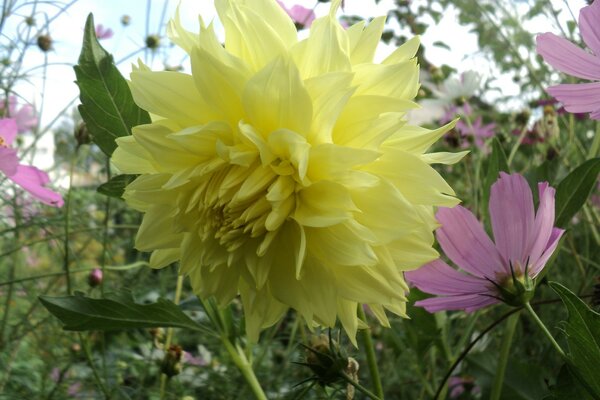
(524, 302, 566, 359)
(357, 306, 385, 399)
(490, 312, 520, 400)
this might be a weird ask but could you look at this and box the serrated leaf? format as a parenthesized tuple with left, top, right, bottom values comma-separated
(74, 13, 150, 156)
(554, 158, 600, 228)
(545, 364, 595, 400)
(549, 282, 600, 399)
(39, 291, 213, 335)
(97, 174, 137, 199)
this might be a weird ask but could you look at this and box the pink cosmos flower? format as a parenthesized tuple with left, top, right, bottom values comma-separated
(0, 96, 38, 133)
(448, 376, 481, 398)
(276, 1, 315, 29)
(456, 116, 496, 148)
(405, 173, 564, 313)
(0, 118, 63, 207)
(536, 0, 600, 120)
(95, 24, 114, 40)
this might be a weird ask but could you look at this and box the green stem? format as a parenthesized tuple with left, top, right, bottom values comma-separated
(78, 333, 111, 399)
(340, 371, 383, 400)
(357, 306, 385, 399)
(63, 156, 76, 294)
(221, 337, 268, 400)
(159, 275, 185, 400)
(507, 125, 528, 166)
(490, 312, 519, 400)
(524, 302, 566, 359)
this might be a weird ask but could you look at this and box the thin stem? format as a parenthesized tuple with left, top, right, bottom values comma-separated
(357, 306, 384, 399)
(63, 156, 76, 294)
(221, 337, 268, 400)
(340, 371, 383, 400)
(159, 275, 185, 400)
(524, 302, 566, 359)
(78, 333, 111, 399)
(490, 312, 520, 400)
(433, 307, 520, 400)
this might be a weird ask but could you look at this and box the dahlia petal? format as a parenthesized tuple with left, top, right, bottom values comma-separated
(307, 143, 380, 182)
(414, 293, 499, 313)
(8, 165, 63, 207)
(166, 5, 199, 54)
(382, 36, 420, 65)
(135, 206, 184, 251)
(191, 46, 248, 125)
(130, 67, 216, 125)
(333, 263, 404, 305)
(291, 10, 351, 79)
(385, 120, 458, 154)
(304, 72, 355, 144)
(351, 180, 424, 243)
(421, 151, 469, 165)
(527, 182, 556, 267)
(353, 60, 419, 101)
(239, 279, 289, 342)
(435, 206, 505, 279)
(0, 147, 18, 176)
(366, 303, 391, 328)
(404, 259, 490, 295)
(387, 227, 439, 269)
(536, 33, 600, 80)
(216, 0, 292, 71)
(243, 57, 313, 136)
(149, 248, 180, 269)
(489, 173, 535, 267)
(306, 222, 377, 267)
(112, 136, 157, 174)
(337, 299, 359, 347)
(348, 16, 386, 65)
(546, 82, 600, 114)
(0, 118, 18, 145)
(529, 227, 564, 277)
(295, 181, 356, 227)
(580, 0, 600, 57)
(366, 148, 458, 207)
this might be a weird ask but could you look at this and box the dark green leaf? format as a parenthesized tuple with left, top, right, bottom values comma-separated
(549, 282, 600, 399)
(432, 41, 451, 50)
(97, 174, 137, 199)
(39, 291, 212, 335)
(545, 364, 595, 400)
(467, 352, 550, 400)
(74, 13, 150, 156)
(554, 158, 600, 228)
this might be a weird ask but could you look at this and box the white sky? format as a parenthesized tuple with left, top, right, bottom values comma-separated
(5, 0, 589, 169)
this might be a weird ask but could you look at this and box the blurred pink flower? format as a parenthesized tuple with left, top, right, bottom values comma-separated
(448, 376, 480, 398)
(183, 351, 208, 367)
(456, 116, 496, 148)
(276, 1, 315, 28)
(0, 96, 38, 133)
(95, 24, 114, 40)
(0, 118, 63, 207)
(536, 0, 600, 120)
(405, 173, 564, 313)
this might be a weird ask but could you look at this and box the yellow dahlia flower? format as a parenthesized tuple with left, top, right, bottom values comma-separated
(112, 0, 464, 343)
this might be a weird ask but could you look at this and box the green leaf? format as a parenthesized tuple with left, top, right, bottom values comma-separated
(549, 282, 600, 399)
(97, 174, 137, 199)
(483, 137, 510, 216)
(74, 13, 150, 156)
(467, 352, 549, 400)
(545, 364, 595, 400)
(39, 291, 213, 335)
(554, 158, 600, 228)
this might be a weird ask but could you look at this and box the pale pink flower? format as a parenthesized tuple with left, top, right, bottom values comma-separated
(536, 0, 600, 119)
(276, 1, 315, 28)
(405, 173, 564, 312)
(0, 96, 38, 133)
(0, 118, 63, 207)
(95, 24, 114, 40)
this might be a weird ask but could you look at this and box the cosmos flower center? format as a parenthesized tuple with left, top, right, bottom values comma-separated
(0, 136, 7, 147)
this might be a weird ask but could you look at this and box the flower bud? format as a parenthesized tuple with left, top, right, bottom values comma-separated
(301, 334, 349, 387)
(87, 268, 103, 288)
(160, 345, 183, 378)
(493, 263, 535, 307)
(37, 35, 52, 52)
(145, 35, 160, 50)
(121, 15, 131, 26)
(75, 122, 91, 147)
